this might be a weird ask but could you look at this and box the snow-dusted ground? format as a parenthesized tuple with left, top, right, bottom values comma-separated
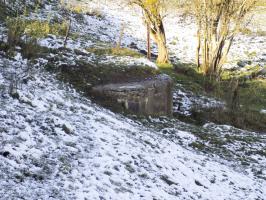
(0, 51, 265, 199)
(173, 84, 224, 116)
(67, 0, 266, 68)
(1, 0, 266, 199)
(24, 0, 265, 70)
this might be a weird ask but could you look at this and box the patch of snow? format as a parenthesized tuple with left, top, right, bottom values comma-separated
(173, 84, 224, 116)
(260, 109, 266, 114)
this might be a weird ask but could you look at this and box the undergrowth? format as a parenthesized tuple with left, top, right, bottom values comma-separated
(162, 63, 266, 132)
(86, 47, 143, 58)
(6, 17, 68, 44)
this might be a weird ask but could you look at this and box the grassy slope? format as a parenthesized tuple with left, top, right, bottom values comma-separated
(160, 64, 266, 133)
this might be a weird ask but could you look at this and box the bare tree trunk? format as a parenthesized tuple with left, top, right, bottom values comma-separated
(196, 28, 201, 68)
(64, 19, 71, 48)
(156, 37, 169, 64)
(117, 23, 125, 48)
(151, 23, 169, 64)
(147, 22, 151, 60)
(131, 0, 170, 64)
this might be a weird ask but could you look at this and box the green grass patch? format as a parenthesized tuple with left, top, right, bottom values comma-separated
(239, 27, 253, 35)
(61, 1, 104, 18)
(239, 28, 266, 37)
(256, 30, 266, 36)
(161, 63, 216, 95)
(238, 79, 266, 111)
(165, 63, 266, 112)
(160, 62, 266, 132)
(47, 60, 158, 91)
(188, 107, 266, 133)
(221, 65, 262, 80)
(256, 0, 266, 7)
(86, 47, 143, 58)
(157, 62, 174, 69)
(221, 66, 266, 111)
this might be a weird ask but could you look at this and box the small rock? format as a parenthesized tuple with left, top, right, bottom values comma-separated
(237, 60, 251, 68)
(10, 91, 20, 99)
(195, 180, 203, 186)
(160, 175, 177, 186)
(62, 124, 72, 134)
(258, 68, 266, 75)
(1, 151, 10, 158)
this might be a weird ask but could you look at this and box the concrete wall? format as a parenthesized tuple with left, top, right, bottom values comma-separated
(92, 74, 173, 117)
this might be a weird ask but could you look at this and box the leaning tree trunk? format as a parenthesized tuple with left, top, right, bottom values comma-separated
(150, 22, 170, 64)
(156, 35, 169, 64)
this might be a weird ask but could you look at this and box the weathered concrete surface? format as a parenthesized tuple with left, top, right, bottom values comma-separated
(92, 74, 173, 116)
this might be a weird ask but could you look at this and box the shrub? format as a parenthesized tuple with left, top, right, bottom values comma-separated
(24, 20, 68, 38)
(6, 17, 26, 47)
(193, 0, 257, 79)
(6, 17, 68, 48)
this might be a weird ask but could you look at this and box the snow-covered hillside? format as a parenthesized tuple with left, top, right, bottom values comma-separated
(0, 52, 265, 200)
(0, 0, 266, 199)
